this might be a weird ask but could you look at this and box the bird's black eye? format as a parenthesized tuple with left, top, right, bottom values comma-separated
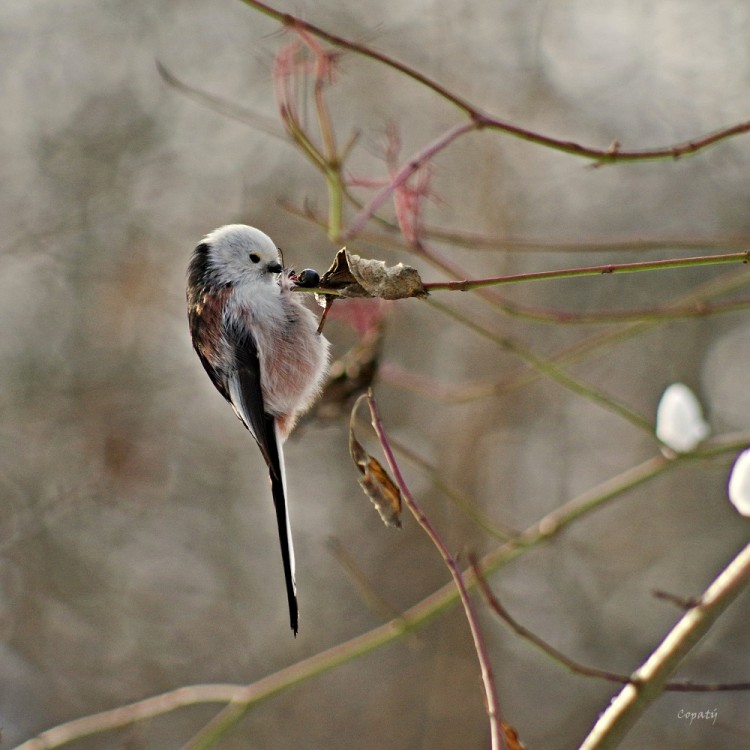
(249, 253, 261, 264)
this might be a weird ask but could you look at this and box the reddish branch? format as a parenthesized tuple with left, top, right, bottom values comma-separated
(363, 392, 506, 750)
(240, 0, 750, 164)
(470, 557, 750, 693)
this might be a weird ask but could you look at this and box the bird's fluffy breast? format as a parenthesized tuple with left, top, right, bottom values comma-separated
(229, 285, 330, 437)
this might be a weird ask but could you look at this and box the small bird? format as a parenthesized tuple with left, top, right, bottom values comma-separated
(187, 224, 330, 635)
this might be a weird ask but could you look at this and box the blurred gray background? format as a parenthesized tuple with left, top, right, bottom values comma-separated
(2, 1, 749, 748)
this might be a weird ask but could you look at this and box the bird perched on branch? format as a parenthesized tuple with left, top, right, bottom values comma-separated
(187, 224, 330, 635)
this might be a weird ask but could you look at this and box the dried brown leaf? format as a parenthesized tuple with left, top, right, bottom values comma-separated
(314, 333, 383, 419)
(501, 721, 527, 750)
(319, 248, 427, 301)
(349, 420, 402, 528)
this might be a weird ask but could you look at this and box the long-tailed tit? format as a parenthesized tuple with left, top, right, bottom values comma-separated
(187, 224, 330, 635)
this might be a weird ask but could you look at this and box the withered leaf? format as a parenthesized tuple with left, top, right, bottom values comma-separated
(319, 249, 358, 291)
(319, 249, 427, 301)
(348, 252, 427, 300)
(500, 721, 527, 750)
(349, 426, 402, 528)
(313, 332, 383, 420)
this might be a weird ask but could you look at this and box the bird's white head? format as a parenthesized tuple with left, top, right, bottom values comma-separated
(196, 224, 283, 287)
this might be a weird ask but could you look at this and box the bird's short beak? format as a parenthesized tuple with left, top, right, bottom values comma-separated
(267, 261, 283, 274)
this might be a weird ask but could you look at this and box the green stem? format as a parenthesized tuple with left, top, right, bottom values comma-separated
(423, 252, 750, 292)
(427, 298, 657, 437)
(325, 168, 344, 241)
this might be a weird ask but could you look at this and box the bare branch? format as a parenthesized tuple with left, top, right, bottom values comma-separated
(579, 541, 750, 750)
(156, 61, 282, 137)
(423, 251, 750, 292)
(471, 557, 750, 693)
(239, 1, 750, 164)
(363, 391, 506, 750)
(12, 685, 241, 750)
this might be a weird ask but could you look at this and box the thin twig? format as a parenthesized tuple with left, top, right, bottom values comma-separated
(383, 225, 750, 255)
(579, 541, 750, 750)
(651, 589, 701, 611)
(239, 0, 750, 163)
(12, 686, 243, 750)
(389, 436, 519, 540)
(471, 557, 750, 692)
(363, 391, 505, 750)
(156, 61, 283, 138)
(327, 537, 408, 623)
(494, 296, 750, 326)
(422, 251, 750, 292)
(341, 122, 476, 241)
(427, 298, 657, 437)
(494, 267, 750, 394)
(280, 195, 750, 255)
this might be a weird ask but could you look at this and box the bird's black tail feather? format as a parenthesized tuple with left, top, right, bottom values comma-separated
(260, 414, 298, 636)
(269, 465, 298, 635)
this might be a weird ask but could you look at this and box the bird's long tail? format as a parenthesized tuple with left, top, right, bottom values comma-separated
(267, 423, 298, 635)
